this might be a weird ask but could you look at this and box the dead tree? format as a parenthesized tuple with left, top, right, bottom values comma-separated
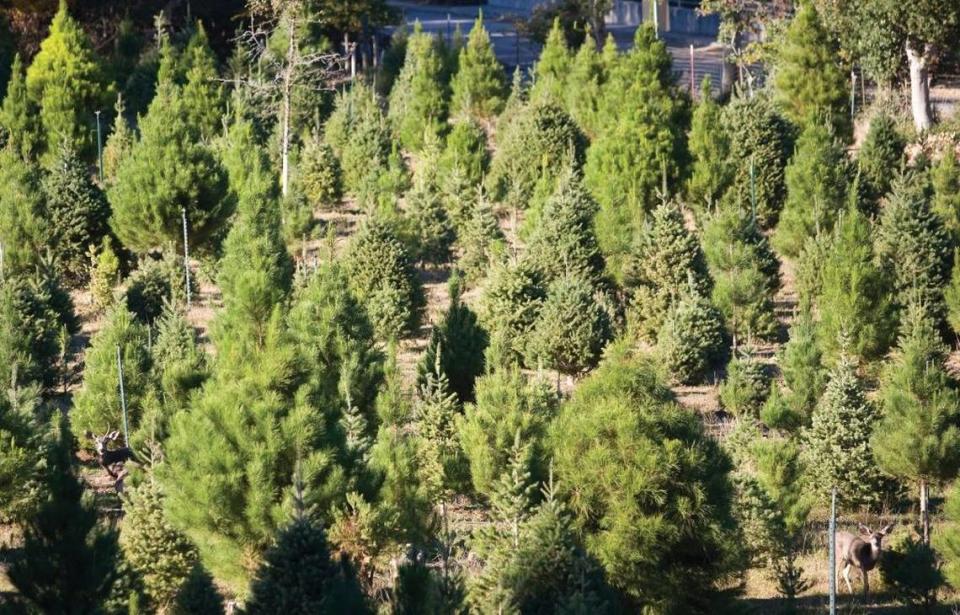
(229, 0, 351, 197)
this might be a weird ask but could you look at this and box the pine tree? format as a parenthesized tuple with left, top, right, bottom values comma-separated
(479, 259, 546, 366)
(388, 22, 448, 152)
(343, 221, 425, 340)
(702, 204, 781, 345)
(120, 480, 199, 612)
(179, 23, 224, 141)
(438, 119, 488, 212)
(300, 131, 343, 210)
(487, 101, 586, 210)
(777, 306, 825, 426)
(656, 289, 727, 385)
(802, 352, 886, 508)
(938, 481, 960, 589)
(529, 18, 570, 106)
(450, 15, 506, 120)
(417, 275, 487, 403)
(686, 76, 734, 212)
(932, 147, 960, 241)
(42, 141, 111, 285)
(406, 181, 456, 264)
(458, 368, 556, 499)
(565, 32, 605, 138)
(89, 237, 121, 311)
(245, 517, 368, 614)
(0, 146, 46, 277)
(287, 260, 383, 460)
(549, 354, 739, 610)
(0, 376, 47, 523)
(71, 305, 150, 440)
(109, 63, 231, 253)
(773, 3, 850, 138)
(457, 192, 505, 285)
(874, 304, 960, 543)
(103, 94, 134, 185)
(875, 172, 952, 322)
(719, 349, 770, 417)
(946, 250, 960, 339)
(150, 303, 207, 411)
(0, 53, 40, 160)
(324, 82, 394, 198)
(586, 25, 684, 272)
(417, 357, 466, 505)
(7, 415, 120, 612)
(774, 121, 849, 258)
(816, 204, 895, 363)
(626, 199, 712, 341)
(172, 565, 223, 615)
(857, 113, 904, 208)
(721, 93, 791, 228)
(25, 0, 111, 161)
(523, 165, 605, 284)
(526, 273, 612, 377)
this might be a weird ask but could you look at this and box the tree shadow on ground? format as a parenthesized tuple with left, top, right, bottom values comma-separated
(740, 591, 956, 614)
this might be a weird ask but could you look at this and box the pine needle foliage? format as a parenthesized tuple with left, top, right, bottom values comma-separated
(343, 221, 425, 341)
(450, 15, 506, 120)
(388, 22, 449, 152)
(686, 75, 734, 212)
(549, 354, 740, 610)
(7, 415, 120, 612)
(626, 199, 712, 341)
(656, 290, 728, 385)
(857, 113, 905, 208)
(25, 0, 111, 161)
(42, 141, 111, 285)
(773, 2, 850, 138)
(774, 121, 849, 258)
(0, 53, 41, 161)
(802, 352, 886, 509)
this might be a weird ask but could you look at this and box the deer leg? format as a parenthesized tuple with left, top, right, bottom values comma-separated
(862, 569, 869, 601)
(101, 462, 118, 479)
(842, 564, 854, 594)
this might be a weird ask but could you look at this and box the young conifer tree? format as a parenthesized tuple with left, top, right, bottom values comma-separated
(109, 46, 230, 253)
(450, 15, 506, 120)
(0, 53, 40, 160)
(777, 306, 825, 425)
(875, 172, 952, 323)
(816, 203, 895, 363)
(565, 31, 605, 138)
(774, 121, 849, 258)
(25, 0, 111, 161)
(42, 141, 110, 284)
(802, 350, 886, 509)
(773, 2, 849, 138)
(179, 23, 224, 142)
(388, 22, 448, 151)
(857, 113, 904, 208)
(686, 75, 733, 212)
(626, 199, 712, 341)
(874, 304, 960, 543)
(529, 18, 570, 106)
(932, 147, 960, 241)
(0, 146, 46, 276)
(8, 415, 120, 612)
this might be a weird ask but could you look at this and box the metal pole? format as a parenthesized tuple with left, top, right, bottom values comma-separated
(95, 110, 103, 184)
(829, 487, 837, 615)
(652, 0, 659, 37)
(749, 155, 757, 223)
(689, 44, 695, 97)
(850, 70, 857, 119)
(181, 208, 191, 308)
(117, 345, 129, 446)
(447, 13, 451, 45)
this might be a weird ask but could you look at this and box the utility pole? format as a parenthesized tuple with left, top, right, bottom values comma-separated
(850, 70, 857, 119)
(689, 45, 696, 97)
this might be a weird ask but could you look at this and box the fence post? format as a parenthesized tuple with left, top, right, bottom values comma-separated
(689, 44, 695, 97)
(182, 207, 192, 309)
(829, 487, 837, 615)
(116, 345, 129, 446)
(95, 110, 103, 184)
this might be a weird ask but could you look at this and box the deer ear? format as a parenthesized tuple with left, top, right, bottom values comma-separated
(880, 523, 895, 535)
(858, 524, 871, 535)
(109, 431, 120, 440)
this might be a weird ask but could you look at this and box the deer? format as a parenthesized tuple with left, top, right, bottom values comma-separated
(835, 522, 895, 598)
(85, 431, 136, 490)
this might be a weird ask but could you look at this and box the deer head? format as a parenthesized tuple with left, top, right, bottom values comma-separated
(858, 523, 894, 552)
(85, 430, 121, 456)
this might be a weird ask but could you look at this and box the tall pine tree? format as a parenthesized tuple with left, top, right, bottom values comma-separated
(450, 15, 506, 120)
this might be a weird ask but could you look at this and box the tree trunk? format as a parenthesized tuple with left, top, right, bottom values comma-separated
(281, 22, 295, 198)
(906, 40, 934, 132)
(920, 479, 930, 544)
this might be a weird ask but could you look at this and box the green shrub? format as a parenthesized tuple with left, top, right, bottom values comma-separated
(880, 533, 943, 610)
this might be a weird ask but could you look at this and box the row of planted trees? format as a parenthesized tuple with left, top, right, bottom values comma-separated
(5, 0, 960, 612)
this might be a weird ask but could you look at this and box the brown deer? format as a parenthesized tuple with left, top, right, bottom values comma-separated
(835, 523, 894, 598)
(85, 430, 135, 484)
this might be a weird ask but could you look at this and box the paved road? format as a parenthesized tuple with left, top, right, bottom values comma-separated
(385, 1, 727, 93)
